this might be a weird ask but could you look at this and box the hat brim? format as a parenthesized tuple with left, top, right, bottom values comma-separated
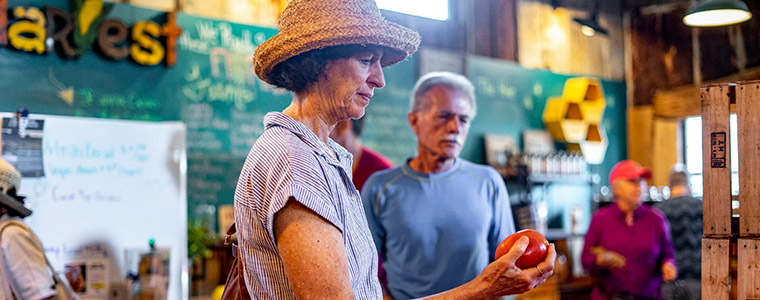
(254, 17, 420, 85)
(640, 169, 652, 180)
(0, 193, 31, 218)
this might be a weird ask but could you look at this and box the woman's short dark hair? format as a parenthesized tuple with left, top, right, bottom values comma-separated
(269, 44, 381, 93)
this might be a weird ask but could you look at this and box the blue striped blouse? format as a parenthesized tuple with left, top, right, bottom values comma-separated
(234, 112, 382, 299)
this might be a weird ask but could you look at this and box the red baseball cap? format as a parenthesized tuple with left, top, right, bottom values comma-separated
(609, 160, 652, 184)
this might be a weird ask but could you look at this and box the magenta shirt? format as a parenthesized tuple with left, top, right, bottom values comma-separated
(581, 203, 676, 299)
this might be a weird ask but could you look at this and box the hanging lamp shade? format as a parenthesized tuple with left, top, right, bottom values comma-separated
(573, 11, 608, 36)
(683, 0, 752, 27)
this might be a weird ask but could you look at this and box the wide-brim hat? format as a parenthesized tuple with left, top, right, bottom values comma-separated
(0, 158, 31, 217)
(253, 0, 421, 85)
(0, 193, 31, 218)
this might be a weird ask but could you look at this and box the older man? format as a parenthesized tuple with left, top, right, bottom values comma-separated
(361, 72, 516, 300)
(582, 160, 677, 300)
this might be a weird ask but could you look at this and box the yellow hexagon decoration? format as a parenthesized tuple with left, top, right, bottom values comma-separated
(543, 77, 608, 164)
(579, 123, 608, 164)
(543, 96, 586, 143)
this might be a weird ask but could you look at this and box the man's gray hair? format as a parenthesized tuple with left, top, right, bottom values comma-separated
(409, 72, 476, 117)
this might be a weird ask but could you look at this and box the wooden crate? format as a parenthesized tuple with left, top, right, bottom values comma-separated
(738, 81, 760, 236)
(701, 83, 734, 237)
(738, 238, 760, 299)
(703, 238, 731, 300)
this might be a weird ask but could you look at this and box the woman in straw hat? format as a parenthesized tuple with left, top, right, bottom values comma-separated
(233, 0, 555, 298)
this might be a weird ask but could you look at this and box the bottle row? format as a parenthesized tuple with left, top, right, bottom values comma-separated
(524, 151, 587, 176)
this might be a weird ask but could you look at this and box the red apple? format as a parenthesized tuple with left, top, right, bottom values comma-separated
(494, 229, 549, 268)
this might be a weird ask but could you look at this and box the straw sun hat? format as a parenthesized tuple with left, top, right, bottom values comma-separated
(253, 0, 421, 84)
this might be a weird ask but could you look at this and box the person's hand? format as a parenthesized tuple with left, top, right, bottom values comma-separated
(590, 247, 626, 269)
(661, 261, 677, 282)
(476, 236, 556, 297)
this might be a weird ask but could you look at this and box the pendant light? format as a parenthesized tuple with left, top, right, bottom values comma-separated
(683, 0, 752, 27)
(573, 0, 608, 36)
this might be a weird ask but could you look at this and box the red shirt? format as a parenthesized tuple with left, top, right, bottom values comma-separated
(352, 146, 393, 293)
(353, 147, 393, 192)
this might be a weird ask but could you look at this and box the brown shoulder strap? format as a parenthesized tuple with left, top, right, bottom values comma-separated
(224, 223, 236, 246)
(236, 244, 251, 300)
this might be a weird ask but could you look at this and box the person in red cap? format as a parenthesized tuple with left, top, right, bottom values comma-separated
(581, 160, 677, 300)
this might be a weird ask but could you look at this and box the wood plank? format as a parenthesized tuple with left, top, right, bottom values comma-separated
(703, 238, 730, 300)
(651, 118, 678, 187)
(738, 238, 760, 299)
(627, 105, 653, 170)
(701, 83, 733, 237)
(652, 66, 760, 118)
(738, 80, 760, 236)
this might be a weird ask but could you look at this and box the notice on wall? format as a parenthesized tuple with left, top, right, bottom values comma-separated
(66, 258, 110, 299)
(1, 117, 45, 177)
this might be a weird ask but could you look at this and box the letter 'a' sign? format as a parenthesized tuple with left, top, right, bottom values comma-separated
(711, 132, 727, 168)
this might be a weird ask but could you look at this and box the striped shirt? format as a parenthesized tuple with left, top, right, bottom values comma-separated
(234, 112, 382, 299)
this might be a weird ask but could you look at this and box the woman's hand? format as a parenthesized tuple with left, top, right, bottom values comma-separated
(661, 261, 677, 281)
(590, 246, 626, 269)
(419, 236, 556, 300)
(478, 236, 556, 296)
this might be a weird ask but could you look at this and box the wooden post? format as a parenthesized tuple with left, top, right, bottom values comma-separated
(703, 238, 731, 300)
(701, 83, 733, 237)
(738, 238, 760, 299)
(738, 80, 760, 236)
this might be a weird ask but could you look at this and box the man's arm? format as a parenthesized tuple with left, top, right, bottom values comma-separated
(274, 198, 354, 300)
(489, 170, 515, 261)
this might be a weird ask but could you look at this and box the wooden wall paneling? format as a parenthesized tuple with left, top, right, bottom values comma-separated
(627, 105, 653, 170)
(472, 0, 493, 57)
(180, 0, 226, 20)
(702, 238, 731, 300)
(128, 0, 176, 11)
(738, 238, 760, 299)
(701, 83, 733, 237)
(651, 117, 678, 187)
(493, 0, 517, 61)
(652, 66, 760, 118)
(738, 80, 760, 236)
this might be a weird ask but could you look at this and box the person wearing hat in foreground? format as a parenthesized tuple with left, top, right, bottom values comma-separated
(0, 158, 81, 300)
(581, 160, 677, 300)
(233, 0, 554, 298)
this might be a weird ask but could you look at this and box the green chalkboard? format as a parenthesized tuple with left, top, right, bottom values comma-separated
(1, 1, 627, 230)
(0, 0, 422, 225)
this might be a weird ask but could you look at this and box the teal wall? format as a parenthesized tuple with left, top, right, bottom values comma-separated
(1, 1, 626, 232)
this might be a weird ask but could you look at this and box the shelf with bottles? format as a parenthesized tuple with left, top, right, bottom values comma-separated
(524, 151, 590, 184)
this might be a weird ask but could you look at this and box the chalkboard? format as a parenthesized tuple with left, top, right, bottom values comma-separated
(0, 1, 422, 227)
(0, 0, 628, 234)
(2, 114, 187, 300)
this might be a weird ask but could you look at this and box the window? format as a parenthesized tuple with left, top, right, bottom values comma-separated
(376, 0, 449, 21)
(684, 114, 739, 197)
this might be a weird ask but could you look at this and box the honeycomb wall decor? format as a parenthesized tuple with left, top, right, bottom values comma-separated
(542, 77, 608, 165)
